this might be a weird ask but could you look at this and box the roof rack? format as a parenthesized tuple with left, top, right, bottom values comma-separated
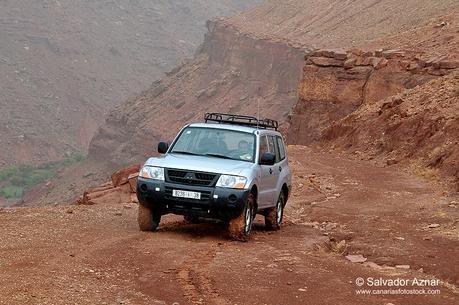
(204, 112, 278, 131)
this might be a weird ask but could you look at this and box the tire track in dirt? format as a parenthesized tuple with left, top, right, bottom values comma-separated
(176, 245, 230, 305)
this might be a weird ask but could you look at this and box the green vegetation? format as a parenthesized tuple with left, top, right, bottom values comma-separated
(0, 153, 86, 199)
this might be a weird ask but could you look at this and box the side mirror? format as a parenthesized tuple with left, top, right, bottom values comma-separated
(157, 141, 169, 154)
(260, 152, 276, 166)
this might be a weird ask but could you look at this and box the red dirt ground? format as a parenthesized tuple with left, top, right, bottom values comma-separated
(0, 146, 458, 304)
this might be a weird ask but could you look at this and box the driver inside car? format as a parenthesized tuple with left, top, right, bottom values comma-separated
(236, 140, 252, 161)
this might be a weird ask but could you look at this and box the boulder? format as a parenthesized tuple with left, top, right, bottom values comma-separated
(310, 49, 347, 60)
(343, 58, 357, 69)
(382, 49, 405, 59)
(358, 56, 388, 69)
(128, 173, 139, 193)
(332, 50, 348, 60)
(374, 49, 384, 57)
(407, 62, 421, 72)
(362, 50, 375, 57)
(345, 254, 367, 263)
(398, 60, 410, 70)
(349, 48, 363, 56)
(375, 57, 388, 69)
(425, 55, 448, 68)
(427, 68, 449, 76)
(309, 57, 344, 67)
(111, 164, 141, 187)
(80, 186, 129, 205)
(438, 61, 459, 69)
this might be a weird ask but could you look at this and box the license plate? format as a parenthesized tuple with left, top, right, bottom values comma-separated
(172, 189, 201, 200)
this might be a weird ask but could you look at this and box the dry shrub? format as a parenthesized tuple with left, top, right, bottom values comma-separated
(410, 159, 440, 181)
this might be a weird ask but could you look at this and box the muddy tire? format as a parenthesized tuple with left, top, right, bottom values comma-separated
(183, 215, 200, 224)
(228, 193, 255, 242)
(265, 192, 285, 231)
(138, 204, 161, 231)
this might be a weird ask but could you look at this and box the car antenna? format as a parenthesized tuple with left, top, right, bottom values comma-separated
(257, 86, 261, 130)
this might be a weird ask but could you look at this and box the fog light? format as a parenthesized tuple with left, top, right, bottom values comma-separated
(228, 194, 238, 203)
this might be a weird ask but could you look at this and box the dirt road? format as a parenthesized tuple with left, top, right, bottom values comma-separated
(1, 146, 458, 305)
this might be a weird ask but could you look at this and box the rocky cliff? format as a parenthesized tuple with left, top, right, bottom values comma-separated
(88, 20, 307, 168)
(287, 48, 457, 144)
(286, 9, 459, 188)
(324, 73, 459, 190)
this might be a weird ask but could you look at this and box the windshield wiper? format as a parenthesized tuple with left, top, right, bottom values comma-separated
(204, 153, 234, 160)
(171, 151, 201, 156)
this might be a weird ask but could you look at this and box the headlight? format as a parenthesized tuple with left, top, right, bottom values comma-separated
(216, 175, 247, 189)
(139, 166, 165, 181)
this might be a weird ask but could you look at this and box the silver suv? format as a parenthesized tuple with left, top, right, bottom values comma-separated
(136, 113, 292, 240)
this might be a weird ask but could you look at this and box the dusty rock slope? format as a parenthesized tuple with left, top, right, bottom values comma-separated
(222, 0, 459, 48)
(324, 73, 459, 190)
(0, 0, 261, 166)
(363, 10, 459, 60)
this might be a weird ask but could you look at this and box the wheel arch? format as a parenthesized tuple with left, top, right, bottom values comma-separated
(281, 183, 289, 205)
(250, 184, 259, 212)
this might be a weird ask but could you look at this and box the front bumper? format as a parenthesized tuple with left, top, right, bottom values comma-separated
(136, 177, 250, 220)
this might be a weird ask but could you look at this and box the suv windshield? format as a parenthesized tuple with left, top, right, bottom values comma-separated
(170, 127, 256, 162)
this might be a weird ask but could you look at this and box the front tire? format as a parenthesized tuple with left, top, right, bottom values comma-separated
(138, 204, 161, 231)
(228, 193, 255, 241)
(265, 192, 285, 231)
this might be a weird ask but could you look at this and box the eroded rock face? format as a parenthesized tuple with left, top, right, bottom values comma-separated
(322, 74, 459, 190)
(88, 20, 307, 169)
(287, 48, 457, 144)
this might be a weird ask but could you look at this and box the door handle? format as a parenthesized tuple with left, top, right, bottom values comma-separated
(269, 168, 273, 175)
(279, 166, 282, 172)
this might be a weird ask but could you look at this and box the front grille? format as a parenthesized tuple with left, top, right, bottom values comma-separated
(167, 169, 187, 178)
(166, 169, 218, 187)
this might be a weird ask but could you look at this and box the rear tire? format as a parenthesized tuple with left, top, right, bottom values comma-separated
(138, 204, 161, 231)
(228, 193, 255, 241)
(265, 192, 285, 231)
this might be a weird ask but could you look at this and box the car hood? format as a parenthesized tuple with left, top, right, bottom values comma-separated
(144, 153, 254, 176)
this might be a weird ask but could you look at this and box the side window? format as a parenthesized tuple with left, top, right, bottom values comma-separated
(259, 135, 269, 161)
(267, 135, 279, 163)
(276, 136, 286, 160)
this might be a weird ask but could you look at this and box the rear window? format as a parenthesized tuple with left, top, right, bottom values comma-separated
(276, 136, 286, 160)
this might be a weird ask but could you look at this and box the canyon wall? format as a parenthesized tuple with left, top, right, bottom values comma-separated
(323, 74, 459, 190)
(287, 48, 457, 144)
(88, 20, 307, 169)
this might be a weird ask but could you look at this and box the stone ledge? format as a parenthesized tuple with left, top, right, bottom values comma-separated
(304, 47, 457, 73)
